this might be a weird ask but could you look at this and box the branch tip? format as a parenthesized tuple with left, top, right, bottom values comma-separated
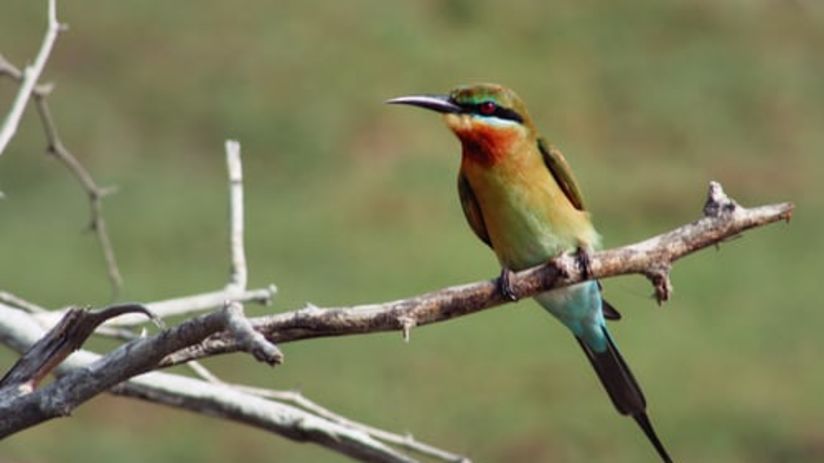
(224, 302, 283, 365)
(98, 185, 119, 198)
(263, 284, 278, 304)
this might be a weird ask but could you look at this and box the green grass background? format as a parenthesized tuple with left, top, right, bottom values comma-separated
(1, 1, 821, 462)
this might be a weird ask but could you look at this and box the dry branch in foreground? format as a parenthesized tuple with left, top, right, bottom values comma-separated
(0, 304, 154, 392)
(0, 301, 286, 437)
(0, 302, 430, 463)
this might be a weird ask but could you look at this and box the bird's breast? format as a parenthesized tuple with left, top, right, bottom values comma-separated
(461, 150, 598, 270)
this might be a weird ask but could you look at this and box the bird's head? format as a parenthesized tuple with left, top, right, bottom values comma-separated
(387, 83, 535, 164)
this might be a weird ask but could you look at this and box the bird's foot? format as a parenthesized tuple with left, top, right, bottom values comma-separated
(575, 246, 593, 280)
(498, 267, 519, 302)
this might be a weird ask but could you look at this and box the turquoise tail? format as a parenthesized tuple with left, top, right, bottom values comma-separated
(576, 325, 673, 463)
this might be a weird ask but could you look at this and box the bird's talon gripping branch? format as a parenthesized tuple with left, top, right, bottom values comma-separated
(575, 246, 593, 281)
(497, 267, 519, 302)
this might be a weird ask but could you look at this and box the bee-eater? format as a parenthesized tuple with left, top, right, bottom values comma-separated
(388, 83, 672, 462)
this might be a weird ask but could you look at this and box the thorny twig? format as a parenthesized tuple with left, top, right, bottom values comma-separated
(0, 26, 123, 295)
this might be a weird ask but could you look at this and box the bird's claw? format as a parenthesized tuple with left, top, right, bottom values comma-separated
(575, 247, 593, 280)
(498, 267, 519, 302)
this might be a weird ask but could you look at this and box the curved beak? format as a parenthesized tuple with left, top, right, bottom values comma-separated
(385, 94, 461, 114)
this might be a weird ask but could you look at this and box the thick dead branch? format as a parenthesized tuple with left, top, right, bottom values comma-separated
(0, 302, 281, 438)
(162, 182, 793, 365)
(0, 0, 62, 155)
(0, 303, 462, 463)
(0, 304, 152, 392)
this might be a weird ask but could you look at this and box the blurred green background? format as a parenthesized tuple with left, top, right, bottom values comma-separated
(1, 1, 821, 462)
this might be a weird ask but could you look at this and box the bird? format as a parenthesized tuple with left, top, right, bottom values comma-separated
(387, 83, 673, 462)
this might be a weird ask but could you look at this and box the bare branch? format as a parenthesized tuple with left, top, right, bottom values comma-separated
(0, 291, 48, 314)
(32, 285, 277, 328)
(0, 0, 62, 155)
(161, 183, 794, 365)
(225, 139, 247, 292)
(234, 385, 469, 462)
(185, 359, 466, 461)
(140, 285, 276, 321)
(186, 359, 223, 383)
(185, 350, 467, 462)
(110, 373, 418, 463)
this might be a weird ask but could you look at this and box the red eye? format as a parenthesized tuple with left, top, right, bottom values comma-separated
(479, 102, 496, 115)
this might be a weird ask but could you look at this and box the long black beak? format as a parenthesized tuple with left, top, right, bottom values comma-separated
(385, 94, 461, 114)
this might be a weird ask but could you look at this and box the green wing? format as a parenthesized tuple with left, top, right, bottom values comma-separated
(457, 172, 492, 248)
(537, 138, 586, 211)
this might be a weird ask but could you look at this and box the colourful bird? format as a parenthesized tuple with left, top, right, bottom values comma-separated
(387, 83, 672, 462)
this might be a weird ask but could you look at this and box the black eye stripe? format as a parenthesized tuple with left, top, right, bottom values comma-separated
(488, 105, 524, 124)
(449, 99, 524, 124)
